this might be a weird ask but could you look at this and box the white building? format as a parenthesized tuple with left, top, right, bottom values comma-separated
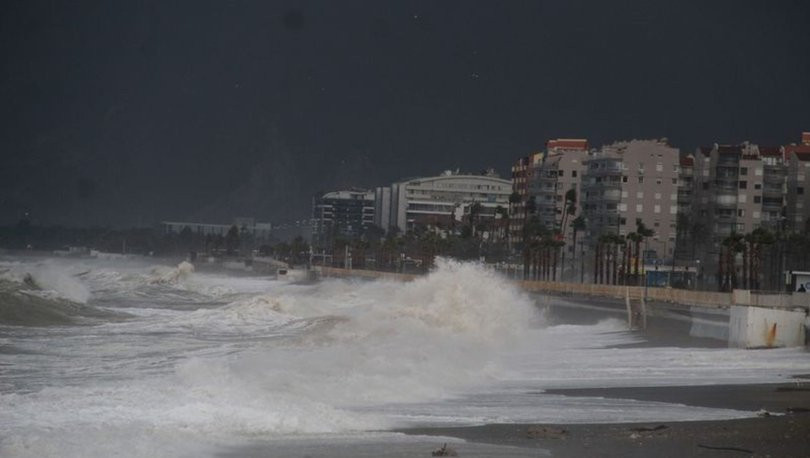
(378, 171, 512, 234)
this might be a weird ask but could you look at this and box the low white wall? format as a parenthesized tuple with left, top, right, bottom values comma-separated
(728, 305, 806, 348)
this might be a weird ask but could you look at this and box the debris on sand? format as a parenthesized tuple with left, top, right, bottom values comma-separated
(629, 425, 669, 433)
(431, 443, 458, 456)
(697, 444, 754, 454)
(527, 426, 569, 439)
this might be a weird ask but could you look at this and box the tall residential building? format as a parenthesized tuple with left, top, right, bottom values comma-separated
(509, 152, 544, 245)
(312, 189, 375, 248)
(692, 142, 788, 238)
(373, 186, 392, 232)
(674, 154, 695, 261)
(688, 141, 792, 282)
(582, 139, 680, 259)
(381, 171, 511, 234)
(509, 139, 589, 247)
(532, 139, 590, 234)
(785, 132, 810, 232)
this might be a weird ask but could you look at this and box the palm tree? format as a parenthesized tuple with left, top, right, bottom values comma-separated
(571, 216, 586, 282)
(721, 233, 745, 291)
(626, 232, 641, 284)
(559, 189, 577, 280)
(748, 227, 775, 290)
(633, 219, 654, 285)
(610, 234, 625, 285)
(495, 205, 509, 243)
(522, 215, 545, 280)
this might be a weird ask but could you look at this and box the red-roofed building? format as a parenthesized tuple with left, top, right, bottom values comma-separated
(547, 139, 589, 151)
(509, 139, 590, 261)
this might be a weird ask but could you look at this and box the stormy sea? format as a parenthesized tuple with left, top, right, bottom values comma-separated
(1, 255, 807, 457)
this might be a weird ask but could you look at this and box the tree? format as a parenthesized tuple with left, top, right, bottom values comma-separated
(746, 227, 775, 290)
(290, 235, 309, 266)
(468, 202, 483, 237)
(179, 226, 193, 251)
(225, 225, 240, 256)
(720, 233, 745, 291)
(494, 205, 509, 243)
(571, 216, 586, 282)
(633, 219, 654, 284)
(559, 189, 577, 280)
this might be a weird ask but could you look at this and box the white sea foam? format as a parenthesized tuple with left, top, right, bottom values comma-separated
(2, 256, 809, 458)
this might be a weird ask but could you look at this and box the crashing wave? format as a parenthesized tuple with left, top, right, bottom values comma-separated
(148, 261, 195, 285)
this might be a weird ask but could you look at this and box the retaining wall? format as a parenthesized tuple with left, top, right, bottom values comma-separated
(728, 305, 806, 348)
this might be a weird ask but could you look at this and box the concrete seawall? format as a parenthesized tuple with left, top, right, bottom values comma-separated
(316, 265, 809, 348)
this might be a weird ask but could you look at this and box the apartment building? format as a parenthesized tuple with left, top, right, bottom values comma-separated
(692, 142, 786, 238)
(582, 139, 680, 259)
(312, 189, 375, 248)
(530, 139, 590, 230)
(509, 152, 544, 245)
(785, 132, 810, 232)
(509, 139, 589, 247)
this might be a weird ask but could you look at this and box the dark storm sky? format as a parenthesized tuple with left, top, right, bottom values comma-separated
(2, 1, 809, 227)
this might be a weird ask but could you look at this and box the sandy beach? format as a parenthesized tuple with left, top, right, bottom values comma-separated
(402, 379, 810, 457)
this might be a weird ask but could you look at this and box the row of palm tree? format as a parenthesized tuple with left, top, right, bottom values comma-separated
(718, 227, 776, 291)
(591, 219, 655, 285)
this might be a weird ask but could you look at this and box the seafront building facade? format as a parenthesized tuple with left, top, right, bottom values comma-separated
(294, 132, 810, 290)
(509, 139, 589, 248)
(162, 218, 273, 240)
(376, 171, 511, 235)
(582, 139, 680, 260)
(311, 189, 375, 249)
(785, 133, 810, 233)
(509, 151, 544, 246)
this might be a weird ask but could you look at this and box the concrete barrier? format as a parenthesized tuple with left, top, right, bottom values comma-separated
(728, 305, 807, 348)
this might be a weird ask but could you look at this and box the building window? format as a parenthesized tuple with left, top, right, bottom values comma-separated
(702, 182, 709, 190)
(638, 177, 644, 184)
(572, 170, 577, 177)
(672, 178, 677, 184)
(798, 187, 805, 195)
(656, 179, 662, 185)
(622, 176, 628, 183)
(738, 209, 744, 217)
(740, 167, 748, 176)
(739, 180, 747, 189)
(636, 204, 643, 212)
(754, 195, 761, 203)
(559, 170, 565, 177)
(620, 217, 627, 225)
(754, 183, 761, 190)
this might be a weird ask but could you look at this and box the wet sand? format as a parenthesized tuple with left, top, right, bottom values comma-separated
(402, 380, 810, 457)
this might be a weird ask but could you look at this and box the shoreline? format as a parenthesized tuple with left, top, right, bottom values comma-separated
(399, 381, 810, 457)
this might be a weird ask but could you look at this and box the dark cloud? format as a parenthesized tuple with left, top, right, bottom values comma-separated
(1, 1, 809, 226)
